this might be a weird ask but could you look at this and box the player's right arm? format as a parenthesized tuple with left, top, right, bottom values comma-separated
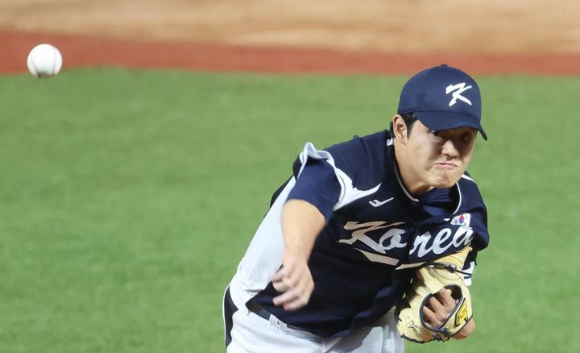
(272, 199, 325, 311)
(271, 158, 341, 311)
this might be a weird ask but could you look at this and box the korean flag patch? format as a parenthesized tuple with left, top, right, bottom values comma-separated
(451, 213, 471, 227)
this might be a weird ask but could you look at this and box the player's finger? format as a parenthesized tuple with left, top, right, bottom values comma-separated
(422, 305, 437, 327)
(283, 296, 308, 311)
(272, 280, 288, 292)
(272, 268, 302, 292)
(426, 295, 451, 325)
(426, 294, 444, 312)
(436, 288, 456, 310)
(273, 277, 313, 309)
(276, 290, 311, 312)
(284, 283, 314, 311)
(273, 290, 299, 307)
(272, 275, 292, 292)
(270, 267, 288, 283)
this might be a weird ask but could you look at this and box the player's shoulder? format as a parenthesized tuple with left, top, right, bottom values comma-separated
(289, 130, 392, 190)
(458, 172, 486, 207)
(324, 130, 391, 184)
(325, 130, 391, 165)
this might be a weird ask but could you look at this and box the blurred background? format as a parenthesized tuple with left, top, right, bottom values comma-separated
(0, 1, 579, 352)
(2, 0, 580, 53)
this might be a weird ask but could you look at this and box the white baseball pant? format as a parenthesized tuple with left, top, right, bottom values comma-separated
(223, 288, 404, 353)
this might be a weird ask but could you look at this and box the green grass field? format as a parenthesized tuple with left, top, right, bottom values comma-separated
(0, 68, 578, 353)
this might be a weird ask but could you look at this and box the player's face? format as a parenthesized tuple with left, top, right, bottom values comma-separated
(403, 120, 476, 192)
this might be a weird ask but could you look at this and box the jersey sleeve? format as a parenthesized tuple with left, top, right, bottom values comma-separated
(289, 138, 385, 214)
(457, 174, 489, 287)
(287, 159, 341, 221)
(459, 173, 490, 252)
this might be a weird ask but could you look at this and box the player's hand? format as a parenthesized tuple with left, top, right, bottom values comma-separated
(422, 288, 457, 328)
(271, 252, 314, 311)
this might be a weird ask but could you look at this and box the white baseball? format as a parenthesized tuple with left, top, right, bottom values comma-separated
(27, 44, 63, 78)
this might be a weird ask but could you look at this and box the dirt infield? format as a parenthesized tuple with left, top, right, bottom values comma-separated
(1, 0, 580, 75)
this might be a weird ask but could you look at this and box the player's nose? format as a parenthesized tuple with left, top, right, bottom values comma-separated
(441, 139, 459, 158)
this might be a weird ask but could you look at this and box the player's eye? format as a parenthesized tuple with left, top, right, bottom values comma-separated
(461, 133, 475, 143)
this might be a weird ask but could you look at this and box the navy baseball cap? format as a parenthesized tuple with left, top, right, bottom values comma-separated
(397, 65, 487, 140)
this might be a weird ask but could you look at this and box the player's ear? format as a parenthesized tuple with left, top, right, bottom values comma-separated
(392, 115, 408, 143)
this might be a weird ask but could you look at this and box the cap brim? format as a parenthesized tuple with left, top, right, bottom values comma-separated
(414, 111, 488, 140)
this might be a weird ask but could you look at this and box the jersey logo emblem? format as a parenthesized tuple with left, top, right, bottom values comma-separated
(451, 213, 471, 227)
(446, 83, 472, 107)
(340, 221, 407, 266)
(368, 197, 394, 207)
(410, 226, 474, 258)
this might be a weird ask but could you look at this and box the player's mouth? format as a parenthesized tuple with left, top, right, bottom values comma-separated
(434, 162, 457, 170)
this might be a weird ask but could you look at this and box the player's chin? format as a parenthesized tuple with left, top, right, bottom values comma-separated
(429, 172, 462, 188)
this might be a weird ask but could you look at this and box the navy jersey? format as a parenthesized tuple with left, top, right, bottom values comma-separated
(229, 130, 489, 338)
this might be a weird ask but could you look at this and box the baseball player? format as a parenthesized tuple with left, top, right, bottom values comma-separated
(223, 65, 489, 352)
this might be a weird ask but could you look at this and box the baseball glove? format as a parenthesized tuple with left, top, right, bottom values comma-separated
(396, 246, 473, 343)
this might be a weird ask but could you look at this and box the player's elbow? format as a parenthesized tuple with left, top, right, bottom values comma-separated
(453, 319, 475, 340)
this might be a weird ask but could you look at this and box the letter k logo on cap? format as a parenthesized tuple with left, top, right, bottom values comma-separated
(446, 83, 473, 107)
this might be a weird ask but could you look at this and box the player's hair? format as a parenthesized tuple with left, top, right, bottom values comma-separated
(390, 113, 418, 137)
